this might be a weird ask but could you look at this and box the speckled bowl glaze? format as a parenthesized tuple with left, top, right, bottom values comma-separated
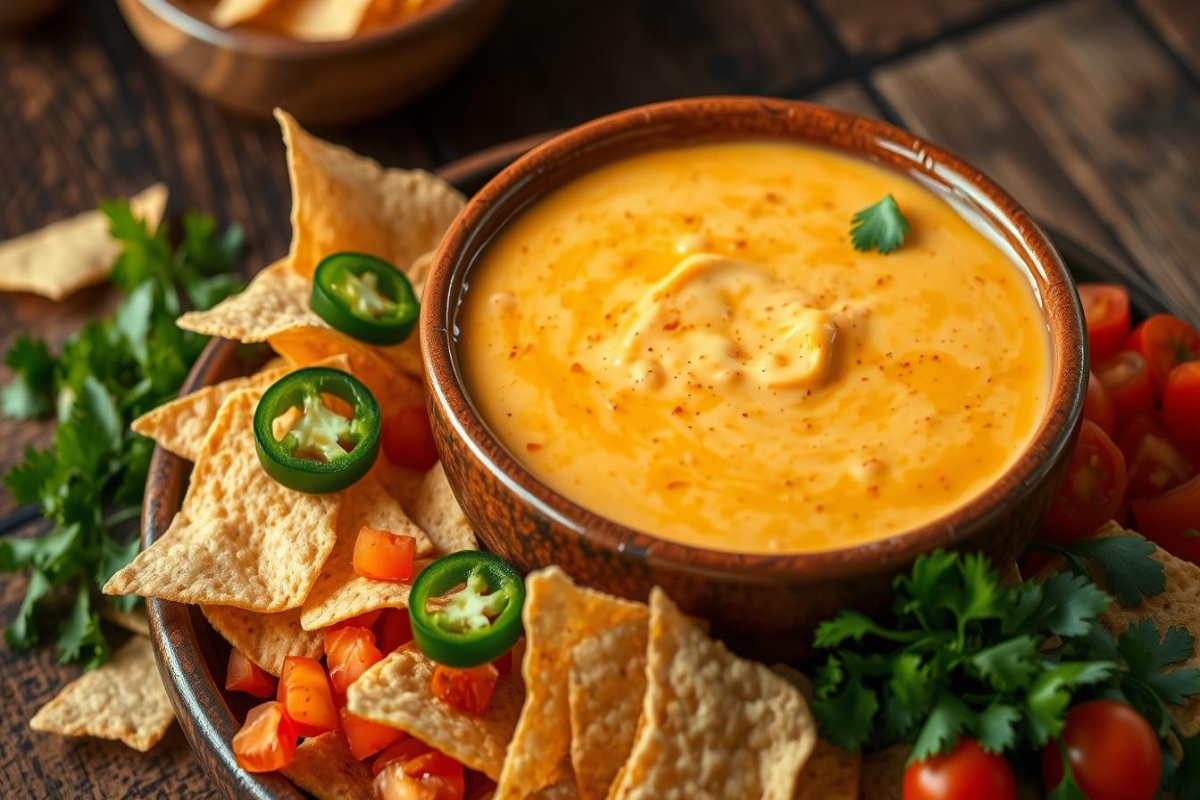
(421, 96, 1089, 661)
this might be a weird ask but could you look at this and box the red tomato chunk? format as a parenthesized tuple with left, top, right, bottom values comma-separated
(341, 707, 405, 760)
(233, 701, 297, 773)
(325, 625, 384, 695)
(277, 656, 339, 737)
(226, 648, 277, 699)
(354, 527, 416, 582)
(430, 663, 499, 715)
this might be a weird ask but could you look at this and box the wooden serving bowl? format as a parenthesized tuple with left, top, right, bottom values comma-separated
(422, 97, 1089, 662)
(116, 0, 507, 124)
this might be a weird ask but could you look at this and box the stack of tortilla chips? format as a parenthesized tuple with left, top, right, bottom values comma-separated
(209, 0, 441, 40)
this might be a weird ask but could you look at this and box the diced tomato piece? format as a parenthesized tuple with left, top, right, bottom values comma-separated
(375, 751, 466, 800)
(1163, 362, 1200, 446)
(373, 737, 432, 776)
(1095, 351, 1156, 429)
(1084, 372, 1117, 437)
(325, 626, 384, 695)
(340, 707, 405, 760)
(226, 648, 277, 699)
(383, 407, 440, 471)
(353, 527, 416, 582)
(1125, 314, 1200, 394)
(233, 701, 297, 773)
(328, 610, 382, 631)
(1079, 285, 1131, 363)
(430, 663, 499, 715)
(1133, 475, 1200, 562)
(1119, 413, 1196, 500)
(491, 648, 514, 677)
(376, 607, 414, 654)
(277, 656, 339, 737)
(1041, 420, 1128, 543)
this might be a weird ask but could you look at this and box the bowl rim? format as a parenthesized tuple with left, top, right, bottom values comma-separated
(422, 95, 1089, 582)
(131, 0, 487, 58)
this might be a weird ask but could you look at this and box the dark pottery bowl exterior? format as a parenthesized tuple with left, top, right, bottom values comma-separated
(117, 0, 507, 124)
(422, 97, 1089, 662)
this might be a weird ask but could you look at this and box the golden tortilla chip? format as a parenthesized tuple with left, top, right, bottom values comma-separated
(255, 0, 375, 41)
(347, 646, 524, 780)
(210, 0, 276, 27)
(0, 183, 167, 300)
(372, 458, 426, 510)
(276, 109, 464, 278)
(609, 589, 817, 800)
(104, 389, 340, 612)
(300, 476, 433, 631)
(29, 637, 174, 752)
(771, 666, 861, 800)
(269, 325, 425, 407)
(856, 745, 909, 800)
(495, 568, 647, 799)
(410, 463, 478, 555)
(203, 605, 323, 676)
(101, 604, 151, 637)
(131, 353, 351, 462)
(282, 731, 375, 800)
(177, 261, 318, 343)
(568, 620, 648, 800)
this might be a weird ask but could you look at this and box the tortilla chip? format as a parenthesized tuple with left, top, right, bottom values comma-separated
(255, 0, 375, 41)
(300, 476, 433, 631)
(347, 646, 525, 780)
(282, 731, 374, 800)
(770, 666, 861, 800)
(568, 620, 648, 800)
(211, 0, 277, 27)
(276, 109, 464, 278)
(857, 745, 909, 800)
(609, 589, 817, 800)
(0, 183, 167, 300)
(104, 389, 340, 612)
(29, 637, 174, 752)
(372, 458, 427, 510)
(101, 604, 151, 637)
(269, 325, 425, 406)
(998, 561, 1023, 587)
(177, 261, 318, 343)
(203, 605, 323, 676)
(410, 463, 477, 555)
(495, 568, 648, 799)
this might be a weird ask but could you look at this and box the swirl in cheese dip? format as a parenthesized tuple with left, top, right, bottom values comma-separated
(458, 143, 1050, 553)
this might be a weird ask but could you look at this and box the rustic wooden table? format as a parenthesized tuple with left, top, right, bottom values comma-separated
(0, 0, 1197, 796)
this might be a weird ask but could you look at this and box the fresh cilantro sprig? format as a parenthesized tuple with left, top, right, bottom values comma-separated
(0, 202, 243, 668)
(850, 194, 911, 255)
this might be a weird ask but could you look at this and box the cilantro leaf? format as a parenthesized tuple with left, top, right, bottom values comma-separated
(1, 336, 55, 419)
(1026, 661, 1114, 746)
(812, 659, 879, 751)
(5, 569, 49, 651)
(974, 702, 1021, 754)
(4, 447, 56, 506)
(1118, 619, 1200, 705)
(1067, 536, 1165, 607)
(55, 583, 109, 670)
(1036, 571, 1111, 639)
(850, 194, 911, 255)
(971, 635, 1041, 691)
(910, 695, 973, 762)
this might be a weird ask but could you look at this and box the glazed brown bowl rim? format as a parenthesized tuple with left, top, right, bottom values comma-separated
(422, 95, 1088, 583)
(133, 0, 485, 58)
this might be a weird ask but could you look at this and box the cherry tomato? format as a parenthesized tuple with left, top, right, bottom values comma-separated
(353, 526, 416, 582)
(1125, 314, 1200, 394)
(375, 607, 414, 654)
(340, 707, 406, 760)
(1163, 362, 1200, 446)
(233, 701, 297, 773)
(1079, 285, 1131, 363)
(276, 656, 339, 737)
(373, 737, 431, 776)
(383, 407, 440, 471)
(1041, 420, 1128, 542)
(375, 751, 466, 800)
(1133, 474, 1200, 561)
(430, 663, 499, 715)
(1095, 351, 1156, 430)
(1119, 413, 1195, 499)
(225, 648, 277, 699)
(1083, 372, 1117, 437)
(1040, 700, 1160, 800)
(903, 737, 1016, 800)
(325, 626, 384, 695)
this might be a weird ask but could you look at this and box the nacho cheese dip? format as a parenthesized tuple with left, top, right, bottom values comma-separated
(458, 143, 1050, 553)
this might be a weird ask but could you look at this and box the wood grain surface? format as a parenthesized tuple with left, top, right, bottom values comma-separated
(0, 0, 1196, 797)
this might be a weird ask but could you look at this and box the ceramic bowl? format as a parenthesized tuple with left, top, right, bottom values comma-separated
(421, 96, 1089, 661)
(116, 0, 507, 124)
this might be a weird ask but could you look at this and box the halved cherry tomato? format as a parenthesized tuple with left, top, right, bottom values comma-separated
(1083, 372, 1116, 437)
(354, 527, 417, 582)
(325, 626, 384, 695)
(1079, 285, 1131, 363)
(233, 701, 297, 773)
(430, 663, 499, 715)
(1119, 413, 1195, 499)
(1163, 362, 1200, 446)
(1041, 420, 1127, 543)
(1095, 351, 1156, 429)
(277, 656, 339, 737)
(373, 737, 431, 776)
(1133, 474, 1200, 561)
(329, 610, 383, 631)
(1040, 700, 1160, 800)
(376, 608, 414, 654)
(375, 751, 466, 800)
(903, 737, 1016, 800)
(1125, 314, 1200, 393)
(226, 648, 277, 699)
(382, 407, 439, 471)
(340, 707, 406, 760)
